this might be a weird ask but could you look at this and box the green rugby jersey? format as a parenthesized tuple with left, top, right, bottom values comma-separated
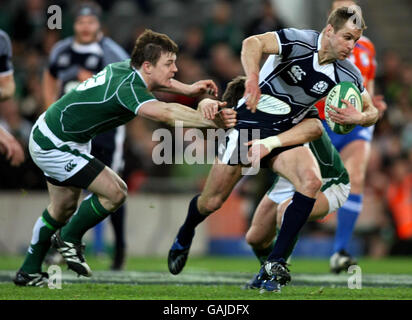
(309, 129, 349, 191)
(44, 59, 156, 143)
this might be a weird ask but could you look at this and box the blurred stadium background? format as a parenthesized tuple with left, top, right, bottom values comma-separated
(0, 0, 411, 266)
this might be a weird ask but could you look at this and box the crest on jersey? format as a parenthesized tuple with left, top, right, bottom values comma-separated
(310, 81, 329, 94)
(57, 54, 70, 67)
(288, 65, 306, 83)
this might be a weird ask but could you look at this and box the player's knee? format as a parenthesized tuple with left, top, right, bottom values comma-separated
(50, 200, 78, 218)
(300, 170, 322, 195)
(109, 181, 128, 209)
(245, 229, 257, 246)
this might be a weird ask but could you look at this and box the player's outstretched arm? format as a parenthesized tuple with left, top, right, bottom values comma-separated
(241, 32, 279, 113)
(155, 79, 218, 97)
(138, 100, 234, 129)
(42, 70, 61, 110)
(246, 118, 323, 167)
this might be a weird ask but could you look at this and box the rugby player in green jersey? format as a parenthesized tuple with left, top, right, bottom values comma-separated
(13, 29, 236, 286)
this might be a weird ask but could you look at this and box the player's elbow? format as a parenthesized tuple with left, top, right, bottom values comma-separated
(304, 118, 323, 141)
(241, 36, 261, 54)
(312, 119, 323, 139)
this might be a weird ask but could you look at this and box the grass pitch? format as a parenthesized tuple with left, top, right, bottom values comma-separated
(1, 255, 412, 300)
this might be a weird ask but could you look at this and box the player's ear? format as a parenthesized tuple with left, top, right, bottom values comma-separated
(142, 61, 152, 75)
(325, 24, 335, 37)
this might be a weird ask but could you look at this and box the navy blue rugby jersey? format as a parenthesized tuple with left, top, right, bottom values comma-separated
(48, 36, 129, 97)
(235, 28, 364, 138)
(0, 29, 13, 75)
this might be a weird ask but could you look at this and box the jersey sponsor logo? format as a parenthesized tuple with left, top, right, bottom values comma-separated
(288, 65, 306, 83)
(310, 81, 329, 94)
(256, 94, 291, 115)
(64, 160, 77, 172)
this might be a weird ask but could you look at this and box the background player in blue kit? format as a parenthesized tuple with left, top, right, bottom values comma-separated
(42, 2, 129, 270)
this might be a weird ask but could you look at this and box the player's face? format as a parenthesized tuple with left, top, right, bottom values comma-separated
(329, 21, 362, 60)
(151, 52, 178, 87)
(74, 15, 100, 44)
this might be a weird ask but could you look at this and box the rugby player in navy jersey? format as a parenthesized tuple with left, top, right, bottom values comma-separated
(168, 6, 379, 292)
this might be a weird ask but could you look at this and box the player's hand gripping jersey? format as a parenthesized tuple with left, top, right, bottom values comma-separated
(234, 28, 365, 139)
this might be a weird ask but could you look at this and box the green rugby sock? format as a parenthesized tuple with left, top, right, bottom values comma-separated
(252, 241, 275, 265)
(60, 194, 112, 245)
(21, 209, 65, 273)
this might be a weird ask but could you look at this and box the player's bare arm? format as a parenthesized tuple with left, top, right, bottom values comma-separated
(42, 70, 61, 110)
(0, 73, 15, 101)
(327, 89, 378, 127)
(241, 32, 279, 113)
(246, 118, 323, 167)
(156, 79, 218, 98)
(138, 100, 232, 129)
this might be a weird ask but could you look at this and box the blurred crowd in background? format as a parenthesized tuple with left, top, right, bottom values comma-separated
(0, 0, 411, 256)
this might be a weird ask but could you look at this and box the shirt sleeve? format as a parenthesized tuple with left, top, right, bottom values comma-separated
(116, 75, 157, 114)
(0, 31, 13, 75)
(274, 28, 318, 60)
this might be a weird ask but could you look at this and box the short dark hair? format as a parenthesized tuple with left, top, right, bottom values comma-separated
(222, 76, 246, 107)
(130, 29, 179, 69)
(73, 2, 102, 21)
(327, 6, 366, 32)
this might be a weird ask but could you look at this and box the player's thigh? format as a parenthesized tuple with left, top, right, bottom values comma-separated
(270, 146, 321, 196)
(340, 140, 371, 191)
(47, 182, 81, 222)
(247, 195, 279, 246)
(198, 158, 243, 212)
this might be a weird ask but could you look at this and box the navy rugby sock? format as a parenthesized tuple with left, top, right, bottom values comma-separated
(267, 192, 315, 262)
(176, 195, 207, 247)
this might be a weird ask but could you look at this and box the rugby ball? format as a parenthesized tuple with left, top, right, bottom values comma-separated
(324, 82, 363, 134)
